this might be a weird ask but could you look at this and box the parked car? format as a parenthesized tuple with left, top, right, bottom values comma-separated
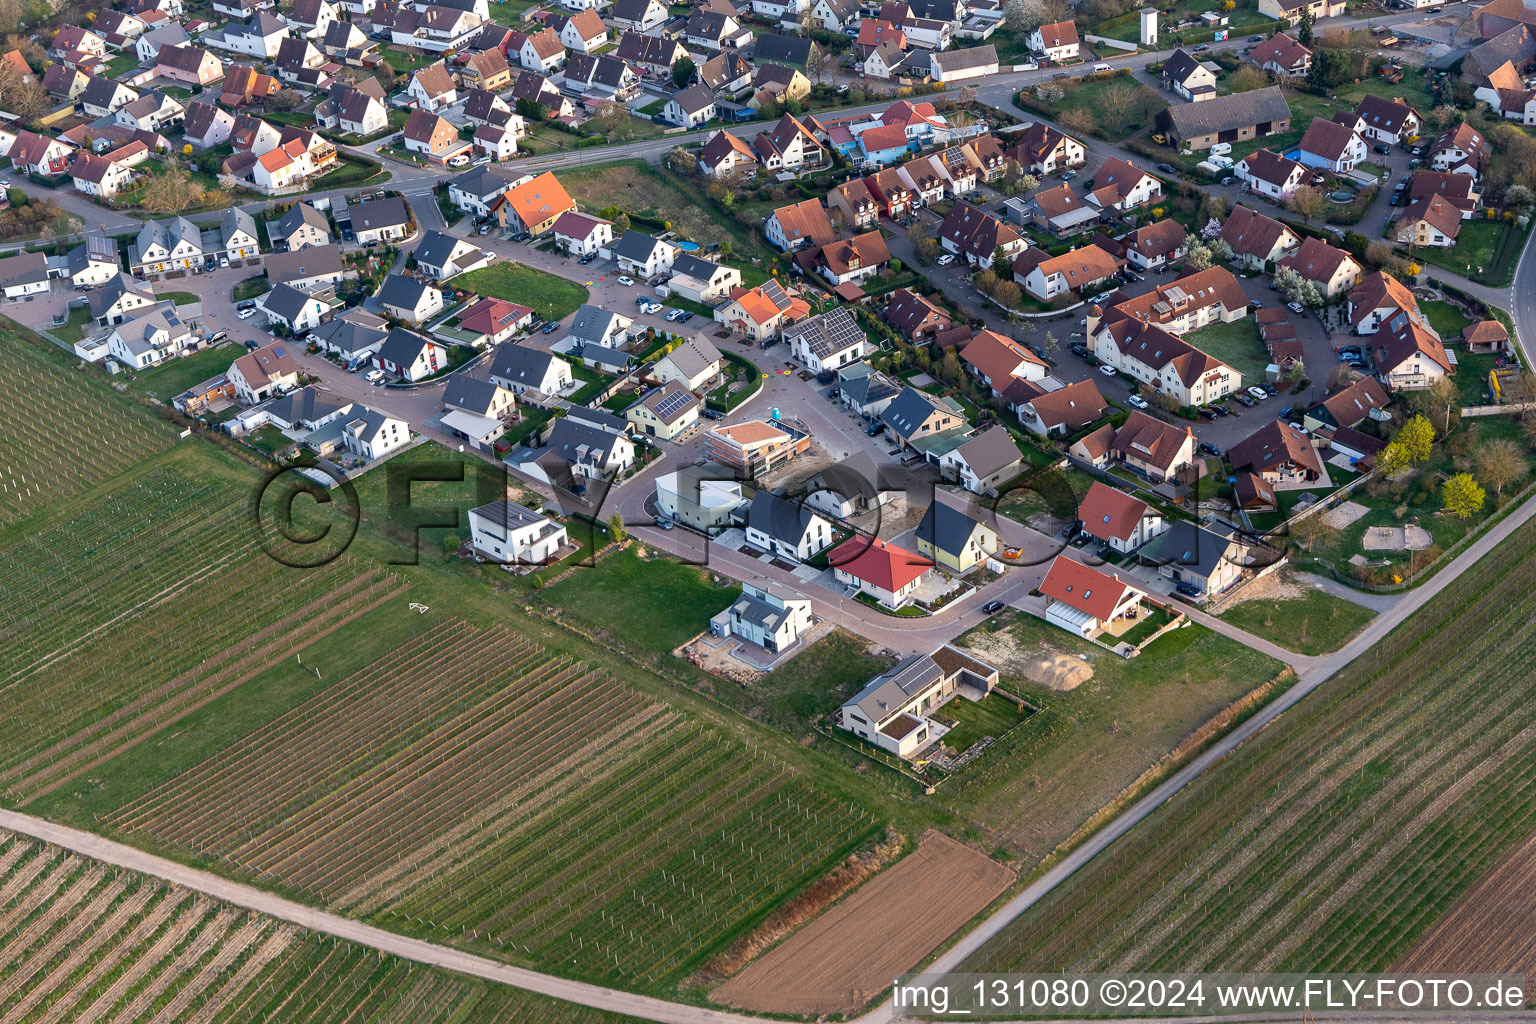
(982, 600, 1006, 614)
(1127, 394, 1149, 410)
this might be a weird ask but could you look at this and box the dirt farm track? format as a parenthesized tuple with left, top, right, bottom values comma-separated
(1398, 829, 1536, 976)
(712, 832, 1014, 1016)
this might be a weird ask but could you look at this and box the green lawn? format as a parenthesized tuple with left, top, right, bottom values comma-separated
(1218, 580, 1376, 655)
(1421, 299, 1470, 340)
(942, 692, 1029, 754)
(707, 629, 896, 733)
(453, 261, 588, 322)
(1413, 218, 1530, 288)
(132, 345, 237, 402)
(1185, 317, 1270, 384)
(538, 547, 740, 655)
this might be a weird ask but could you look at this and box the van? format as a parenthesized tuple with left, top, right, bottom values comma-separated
(1092, 62, 1111, 72)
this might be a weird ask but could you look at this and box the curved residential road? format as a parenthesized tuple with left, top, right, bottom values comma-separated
(3, 498, 1535, 1024)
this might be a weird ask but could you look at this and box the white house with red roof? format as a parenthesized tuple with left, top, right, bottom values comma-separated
(829, 536, 932, 609)
(1076, 481, 1166, 554)
(1039, 554, 1147, 638)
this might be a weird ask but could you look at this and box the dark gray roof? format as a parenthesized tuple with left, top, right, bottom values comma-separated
(351, 196, 409, 232)
(915, 500, 986, 559)
(442, 374, 507, 416)
(265, 243, 344, 285)
(263, 281, 320, 322)
(375, 326, 437, 365)
(491, 342, 561, 385)
(1154, 520, 1240, 580)
(747, 490, 822, 545)
(783, 306, 863, 360)
(377, 273, 436, 309)
(1160, 86, 1291, 139)
(269, 202, 329, 241)
(754, 33, 812, 66)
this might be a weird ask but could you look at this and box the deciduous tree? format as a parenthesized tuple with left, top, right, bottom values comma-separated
(1442, 472, 1485, 519)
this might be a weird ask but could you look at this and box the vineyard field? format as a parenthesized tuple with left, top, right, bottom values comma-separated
(0, 458, 406, 805)
(0, 318, 175, 528)
(963, 516, 1536, 976)
(108, 624, 883, 990)
(0, 828, 650, 1024)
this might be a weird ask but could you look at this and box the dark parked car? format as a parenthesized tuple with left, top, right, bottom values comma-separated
(982, 600, 1006, 614)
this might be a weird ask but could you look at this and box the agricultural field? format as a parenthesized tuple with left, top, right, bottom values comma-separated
(0, 829, 649, 1024)
(0, 455, 403, 806)
(963, 515, 1536, 975)
(0, 317, 176, 528)
(106, 623, 882, 991)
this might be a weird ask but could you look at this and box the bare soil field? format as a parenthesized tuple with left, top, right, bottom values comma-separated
(711, 832, 1013, 1015)
(1398, 829, 1536, 975)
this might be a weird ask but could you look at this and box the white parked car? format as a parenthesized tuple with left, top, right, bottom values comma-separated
(1126, 394, 1149, 409)
(1247, 386, 1269, 400)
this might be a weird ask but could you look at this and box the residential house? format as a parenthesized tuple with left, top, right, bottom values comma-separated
(1218, 204, 1301, 269)
(783, 306, 870, 374)
(626, 380, 702, 440)
(1228, 418, 1323, 484)
(830, 536, 932, 610)
(489, 342, 574, 394)
(915, 500, 999, 572)
(1122, 218, 1188, 271)
(1429, 122, 1486, 178)
(374, 326, 448, 380)
(1086, 158, 1162, 212)
(1006, 121, 1085, 176)
(229, 339, 301, 401)
(1026, 19, 1078, 60)
(884, 288, 953, 343)
(1357, 94, 1420, 145)
(1155, 520, 1250, 596)
(1249, 32, 1311, 76)
(499, 171, 576, 237)
(1276, 236, 1362, 298)
(744, 490, 834, 561)
(1156, 86, 1292, 153)
(265, 243, 345, 290)
(1012, 242, 1121, 302)
(764, 197, 836, 251)
(156, 44, 224, 85)
(937, 201, 1023, 267)
(837, 646, 999, 756)
(1297, 116, 1366, 174)
(1013, 377, 1107, 438)
(801, 230, 890, 287)
(1162, 47, 1219, 101)
(258, 281, 330, 332)
(1039, 555, 1147, 638)
(468, 499, 569, 564)
(553, 212, 613, 257)
(267, 203, 331, 251)
(351, 196, 411, 244)
(940, 425, 1023, 496)
(652, 334, 722, 391)
(1077, 480, 1166, 553)
(666, 253, 741, 304)
(752, 113, 826, 174)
